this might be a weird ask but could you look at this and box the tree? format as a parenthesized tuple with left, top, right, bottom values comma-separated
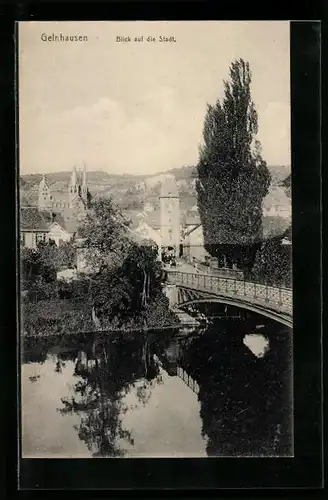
(21, 247, 57, 289)
(196, 59, 271, 278)
(37, 240, 77, 271)
(89, 243, 171, 328)
(77, 197, 175, 329)
(282, 173, 291, 198)
(78, 197, 130, 273)
(252, 225, 292, 287)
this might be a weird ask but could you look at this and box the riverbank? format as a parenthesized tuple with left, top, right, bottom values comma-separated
(22, 322, 194, 339)
(21, 296, 182, 338)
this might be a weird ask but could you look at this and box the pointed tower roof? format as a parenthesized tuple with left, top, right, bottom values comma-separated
(69, 165, 77, 186)
(39, 173, 48, 189)
(82, 162, 87, 186)
(160, 176, 179, 198)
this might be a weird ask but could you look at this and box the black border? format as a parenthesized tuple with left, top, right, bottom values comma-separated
(1, 3, 323, 493)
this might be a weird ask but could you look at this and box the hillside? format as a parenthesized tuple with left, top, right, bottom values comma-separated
(20, 164, 291, 208)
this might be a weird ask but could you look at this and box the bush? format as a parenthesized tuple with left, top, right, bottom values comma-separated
(21, 299, 94, 336)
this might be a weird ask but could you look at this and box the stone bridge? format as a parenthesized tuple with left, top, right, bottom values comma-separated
(164, 270, 293, 328)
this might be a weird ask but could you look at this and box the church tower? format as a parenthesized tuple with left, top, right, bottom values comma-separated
(160, 176, 180, 260)
(81, 162, 88, 203)
(68, 165, 79, 206)
(38, 174, 52, 211)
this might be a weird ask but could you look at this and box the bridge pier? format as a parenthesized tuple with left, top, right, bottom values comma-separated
(164, 284, 201, 326)
(163, 284, 179, 308)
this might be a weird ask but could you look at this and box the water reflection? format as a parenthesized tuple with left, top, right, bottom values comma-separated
(58, 335, 165, 457)
(178, 321, 292, 456)
(22, 321, 293, 458)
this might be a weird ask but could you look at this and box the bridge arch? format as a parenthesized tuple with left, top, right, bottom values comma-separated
(165, 270, 293, 329)
(176, 297, 293, 328)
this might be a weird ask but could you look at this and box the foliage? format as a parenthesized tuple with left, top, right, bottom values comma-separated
(21, 299, 94, 336)
(37, 240, 77, 271)
(262, 216, 291, 239)
(21, 240, 77, 290)
(21, 196, 179, 335)
(89, 243, 174, 328)
(21, 247, 57, 289)
(76, 197, 177, 329)
(251, 226, 292, 287)
(141, 293, 180, 328)
(282, 173, 291, 197)
(196, 58, 271, 277)
(78, 197, 131, 272)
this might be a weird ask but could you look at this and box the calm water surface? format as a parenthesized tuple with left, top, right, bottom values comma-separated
(22, 320, 293, 458)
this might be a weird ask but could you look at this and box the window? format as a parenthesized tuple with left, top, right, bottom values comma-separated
(20, 232, 25, 246)
(36, 233, 44, 244)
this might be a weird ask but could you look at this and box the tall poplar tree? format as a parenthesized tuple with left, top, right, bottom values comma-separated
(196, 59, 271, 277)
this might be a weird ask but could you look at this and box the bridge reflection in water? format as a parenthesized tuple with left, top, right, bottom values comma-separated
(22, 316, 293, 458)
(177, 366, 200, 395)
(152, 315, 292, 457)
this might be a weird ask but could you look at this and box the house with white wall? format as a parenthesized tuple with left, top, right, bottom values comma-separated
(262, 186, 291, 220)
(182, 223, 210, 263)
(20, 207, 51, 249)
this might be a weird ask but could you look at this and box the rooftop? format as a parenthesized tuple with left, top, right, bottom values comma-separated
(125, 226, 157, 247)
(262, 186, 291, 210)
(20, 207, 52, 231)
(143, 209, 201, 230)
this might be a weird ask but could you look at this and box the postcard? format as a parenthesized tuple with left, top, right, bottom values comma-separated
(18, 20, 294, 462)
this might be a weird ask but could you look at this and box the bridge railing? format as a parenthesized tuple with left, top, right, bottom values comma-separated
(166, 271, 293, 315)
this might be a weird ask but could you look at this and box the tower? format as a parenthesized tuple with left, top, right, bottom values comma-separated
(38, 174, 52, 211)
(160, 176, 180, 260)
(81, 162, 88, 203)
(68, 165, 79, 206)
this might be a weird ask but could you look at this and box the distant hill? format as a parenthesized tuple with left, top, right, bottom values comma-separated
(20, 164, 291, 218)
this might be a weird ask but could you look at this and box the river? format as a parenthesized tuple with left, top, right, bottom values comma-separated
(21, 319, 293, 458)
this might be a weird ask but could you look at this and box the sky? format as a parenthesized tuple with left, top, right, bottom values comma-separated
(19, 21, 290, 176)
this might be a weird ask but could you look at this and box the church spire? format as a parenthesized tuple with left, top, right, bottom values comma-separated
(69, 165, 77, 187)
(68, 165, 79, 204)
(81, 161, 88, 202)
(82, 161, 87, 186)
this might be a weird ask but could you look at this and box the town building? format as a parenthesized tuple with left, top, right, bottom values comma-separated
(262, 186, 291, 219)
(125, 176, 203, 262)
(159, 176, 180, 259)
(38, 163, 90, 216)
(183, 223, 210, 264)
(21, 164, 91, 248)
(20, 208, 52, 248)
(20, 208, 78, 249)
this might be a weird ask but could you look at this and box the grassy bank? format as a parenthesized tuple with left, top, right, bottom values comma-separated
(21, 295, 181, 338)
(21, 299, 94, 337)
